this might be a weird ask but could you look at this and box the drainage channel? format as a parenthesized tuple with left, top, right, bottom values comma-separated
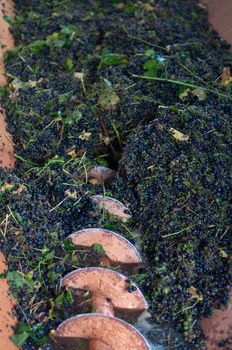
(53, 201, 151, 349)
(0, 1, 151, 347)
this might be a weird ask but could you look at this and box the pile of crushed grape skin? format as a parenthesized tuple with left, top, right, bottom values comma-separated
(1, 0, 232, 349)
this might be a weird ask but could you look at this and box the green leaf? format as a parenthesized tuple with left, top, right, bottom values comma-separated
(12, 331, 29, 347)
(3, 15, 15, 26)
(65, 58, 74, 71)
(44, 251, 55, 260)
(92, 243, 106, 256)
(46, 33, 66, 48)
(28, 40, 47, 55)
(143, 60, 158, 77)
(58, 92, 70, 104)
(64, 110, 82, 125)
(7, 271, 35, 291)
(178, 84, 187, 97)
(33, 335, 48, 346)
(124, 3, 137, 14)
(24, 272, 35, 289)
(62, 239, 76, 253)
(55, 292, 65, 306)
(99, 53, 128, 69)
(11, 323, 30, 347)
(15, 211, 25, 225)
(55, 289, 73, 307)
(47, 270, 60, 283)
(98, 86, 120, 110)
(15, 322, 30, 333)
(7, 271, 25, 288)
(144, 49, 155, 58)
(0, 87, 6, 97)
(60, 24, 79, 36)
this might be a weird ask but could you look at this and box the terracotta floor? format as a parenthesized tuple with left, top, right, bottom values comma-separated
(201, 0, 232, 50)
(0, 0, 17, 349)
(200, 292, 232, 350)
(0, 0, 15, 168)
(0, 253, 17, 350)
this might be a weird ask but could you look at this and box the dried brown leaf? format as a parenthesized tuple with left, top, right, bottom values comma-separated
(221, 67, 232, 87)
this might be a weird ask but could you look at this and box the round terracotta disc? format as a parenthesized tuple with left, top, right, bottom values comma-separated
(61, 267, 148, 314)
(55, 313, 151, 350)
(68, 228, 142, 266)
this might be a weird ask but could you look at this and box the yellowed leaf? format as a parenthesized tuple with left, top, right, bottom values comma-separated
(28, 78, 43, 87)
(219, 249, 228, 258)
(144, 3, 154, 11)
(170, 127, 189, 142)
(221, 67, 232, 86)
(179, 88, 191, 100)
(192, 88, 206, 101)
(179, 88, 206, 101)
(10, 78, 43, 91)
(13, 184, 26, 195)
(89, 178, 99, 185)
(147, 164, 156, 171)
(115, 2, 125, 10)
(1, 183, 14, 192)
(74, 72, 85, 80)
(67, 149, 77, 158)
(79, 130, 92, 141)
(187, 286, 203, 301)
(197, 2, 206, 9)
(99, 133, 111, 146)
(65, 189, 77, 199)
(98, 86, 120, 110)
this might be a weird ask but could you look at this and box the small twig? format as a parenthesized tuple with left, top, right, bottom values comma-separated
(58, 123, 64, 146)
(162, 226, 192, 238)
(72, 190, 89, 208)
(7, 206, 19, 224)
(176, 300, 200, 315)
(49, 197, 68, 212)
(112, 122, 123, 149)
(220, 226, 230, 240)
(132, 74, 232, 100)
(0, 214, 10, 238)
(123, 28, 166, 51)
(97, 109, 116, 155)
(3, 214, 9, 238)
(15, 154, 36, 165)
(121, 224, 136, 239)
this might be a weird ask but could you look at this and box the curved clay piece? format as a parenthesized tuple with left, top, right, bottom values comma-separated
(88, 166, 116, 184)
(61, 267, 148, 315)
(0, 0, 15, 169)
(68, 228, 142, 267)
(0, 253, 17, 350)
(0, 0, 14, 86)
(200, 289, 232, 350)
(0, 2, 17, 349)
(91, 195, 132, 220)
(200, 0, 232, 51)
(55, 313, 151, 350)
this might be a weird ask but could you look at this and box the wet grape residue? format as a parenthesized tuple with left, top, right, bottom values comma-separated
(0, 1, 231, 349)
